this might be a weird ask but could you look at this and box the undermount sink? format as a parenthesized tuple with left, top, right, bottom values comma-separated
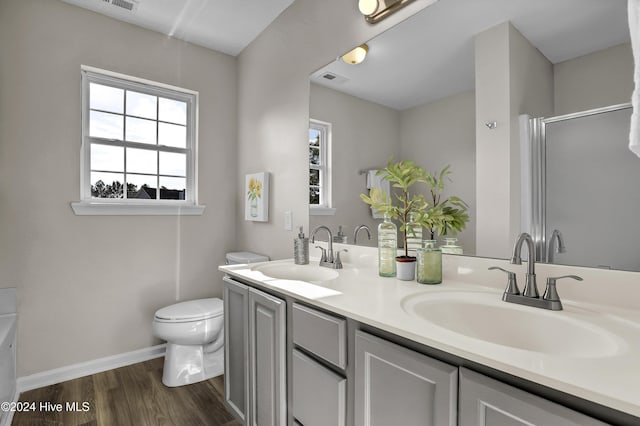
(252, 262, 339, 282)
(401, 291, 622, 358)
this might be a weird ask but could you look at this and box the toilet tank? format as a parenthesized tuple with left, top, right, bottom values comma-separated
(225, 251, 269, 265)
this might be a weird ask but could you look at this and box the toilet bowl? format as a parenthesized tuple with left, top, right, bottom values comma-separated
(152, 298, 224, 387)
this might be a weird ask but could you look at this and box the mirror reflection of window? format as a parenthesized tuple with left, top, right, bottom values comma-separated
(309, 119, 332, 211)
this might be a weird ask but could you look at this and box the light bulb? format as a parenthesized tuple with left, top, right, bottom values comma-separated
(358, 0, 378, 15)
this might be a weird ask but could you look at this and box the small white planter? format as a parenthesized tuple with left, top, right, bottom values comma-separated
(396, 257, 416, 281)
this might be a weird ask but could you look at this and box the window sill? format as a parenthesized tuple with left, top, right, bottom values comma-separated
(310, 207, 337, 216)
(71, 202, 206, 216)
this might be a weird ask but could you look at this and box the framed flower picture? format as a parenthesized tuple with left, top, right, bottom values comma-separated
(245, 172, 269, 222)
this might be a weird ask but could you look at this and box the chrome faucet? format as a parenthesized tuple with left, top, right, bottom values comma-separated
(488, 232, 582, 311)
(311, 225, 346, 269)
(547, 229, 566, 263)
(511, 232, 539, 297)
(353, 224, 372, 245)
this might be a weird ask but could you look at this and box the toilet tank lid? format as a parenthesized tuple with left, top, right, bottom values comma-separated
(155, 298, 223, 322)
(226, 251, 269, 264)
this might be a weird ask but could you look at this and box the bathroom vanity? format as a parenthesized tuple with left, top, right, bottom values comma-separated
(219, 244, 640, 426)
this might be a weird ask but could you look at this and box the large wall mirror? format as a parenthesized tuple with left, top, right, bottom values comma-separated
(308, 0, 637, 271)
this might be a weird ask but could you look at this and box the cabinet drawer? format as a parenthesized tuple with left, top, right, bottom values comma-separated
(292, 303, 346, 369)
(293, 349, 346, 426)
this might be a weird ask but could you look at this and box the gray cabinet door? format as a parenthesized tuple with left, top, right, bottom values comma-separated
(354, 330, 458, 426)
(293, 349, 346, 426)
(459, 368, 609, 426)
(223, 277, 249, 424)
(248, 287, 286, 426)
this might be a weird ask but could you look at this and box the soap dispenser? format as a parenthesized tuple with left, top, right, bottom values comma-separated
(294, 226, 309, 265)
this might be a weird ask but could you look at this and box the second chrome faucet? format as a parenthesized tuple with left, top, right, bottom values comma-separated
(490, 232, 581, 311)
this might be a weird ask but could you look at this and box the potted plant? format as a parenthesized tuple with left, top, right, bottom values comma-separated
(360, 158, 430, 280)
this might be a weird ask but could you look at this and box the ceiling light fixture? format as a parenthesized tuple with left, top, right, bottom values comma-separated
(359, 0, 438, 24)
(342, 44, 369, 65)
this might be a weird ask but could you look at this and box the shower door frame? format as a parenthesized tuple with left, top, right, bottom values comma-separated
(528, 102, 632, 263)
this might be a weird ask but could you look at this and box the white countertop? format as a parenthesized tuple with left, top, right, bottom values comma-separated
(219, 244, 640, 419)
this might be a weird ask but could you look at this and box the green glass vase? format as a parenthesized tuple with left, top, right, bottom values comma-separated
(417, 240, 442, 284)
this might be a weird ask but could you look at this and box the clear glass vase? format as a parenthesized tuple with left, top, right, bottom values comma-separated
(440, 237, 463, 254)
(378, 214, 397, 277)
(417, 240, 442, 284)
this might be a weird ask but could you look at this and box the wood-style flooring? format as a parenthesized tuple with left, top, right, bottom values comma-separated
(12, 357, 241, 426)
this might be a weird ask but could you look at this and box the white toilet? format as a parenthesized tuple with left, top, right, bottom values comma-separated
(153, 251, 268, 387)
(153, 298, 224, 387)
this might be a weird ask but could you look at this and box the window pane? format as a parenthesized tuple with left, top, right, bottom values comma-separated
(309, 147, 320, 165)
(126, 91, 157, 119)
(91, 172, 124, 198)
(309, 129, 321, 147)
(91, 144, 123, 172)
(90, 111, 123, 140)
(126, 117, 156, 144)
(309, 187, 320, 205)
(159, 98, 187, 125)
(159, 177, 186, 200)
(126, 148, 157, 175)
(90, 83, 124, 113)
(158, 122, 186, 148)
(127, 174, 157, 199)
(310, 169, 320, 186)
(160, 152, 186, 176)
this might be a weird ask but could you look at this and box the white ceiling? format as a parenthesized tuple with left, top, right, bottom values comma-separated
(311, 0, 630, 110)
(60, 0, 295, 56)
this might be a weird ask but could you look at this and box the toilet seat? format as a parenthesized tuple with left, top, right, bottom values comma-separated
(154, 298, 223, 323)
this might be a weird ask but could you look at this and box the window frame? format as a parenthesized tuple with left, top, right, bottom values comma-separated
(72, 65, 204, 215)
(309, 119, 335, 216)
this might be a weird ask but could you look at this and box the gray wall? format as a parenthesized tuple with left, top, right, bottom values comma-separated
(235, 0, 432, 260)
(309, 85, 476, 253)
(0, 0, 237, 376)
(309, 84, 400, 246)
(400, 90, 477, 253)
(554, 43, 633, 115)
(475, 22, 554, 259)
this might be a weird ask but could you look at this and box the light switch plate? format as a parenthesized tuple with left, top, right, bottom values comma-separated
(284, 210, 293, 231)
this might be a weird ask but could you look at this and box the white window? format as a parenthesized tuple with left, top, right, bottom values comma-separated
(72, 66, 203, 215)
(309, 119, 335, 215)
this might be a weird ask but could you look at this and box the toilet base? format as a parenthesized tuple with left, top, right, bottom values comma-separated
(162, 343, 223, 387)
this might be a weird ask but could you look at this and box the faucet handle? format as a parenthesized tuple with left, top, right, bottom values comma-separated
(543, 275, 583, 302)
(334, 249, 348, 269)
(315, 245, 327, 262)
(489, 266, 520, 296)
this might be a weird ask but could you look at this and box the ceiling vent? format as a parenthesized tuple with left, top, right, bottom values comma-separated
(316, 72, 349, 85)
(101, 0, 139, 12)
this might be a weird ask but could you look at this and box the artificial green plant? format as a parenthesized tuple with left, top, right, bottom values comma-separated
(360, 158, 428, 258)
(360, 158, 469, 256)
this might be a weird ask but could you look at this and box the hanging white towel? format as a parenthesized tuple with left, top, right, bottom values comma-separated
(366, 170, 390, 219)
(629, 0, 640, 156)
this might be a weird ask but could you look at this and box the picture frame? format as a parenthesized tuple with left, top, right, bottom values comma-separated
(245, 172, 269, 222)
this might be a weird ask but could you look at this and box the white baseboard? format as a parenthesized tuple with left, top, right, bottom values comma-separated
(17, 344, 166, 393)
